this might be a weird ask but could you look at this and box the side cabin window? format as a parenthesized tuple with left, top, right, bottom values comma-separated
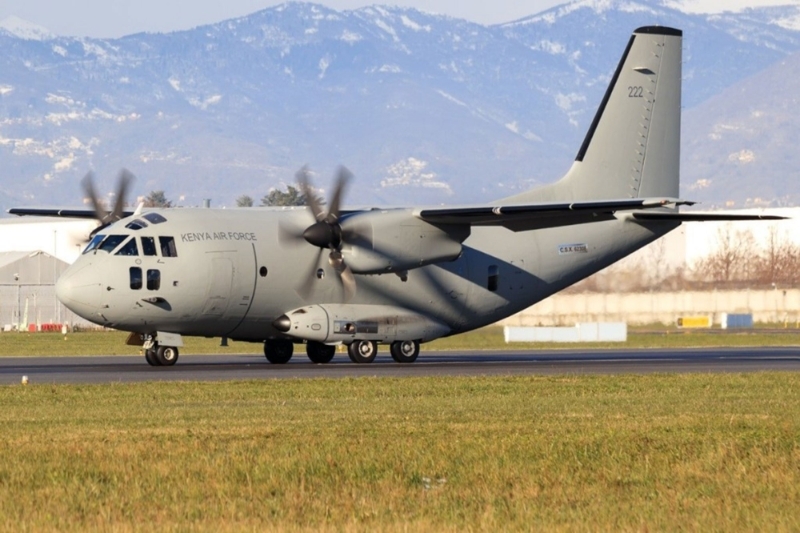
(147, 269, 161, 290)
(115, 237, 139, 256)
(130, 267, 142, 290)
(141, 237, 158, 256)
(488, 265, 499, 292)
(159, 236, 178, 257)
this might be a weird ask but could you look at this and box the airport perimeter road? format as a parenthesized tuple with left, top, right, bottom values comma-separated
(1, 347, 799, 384)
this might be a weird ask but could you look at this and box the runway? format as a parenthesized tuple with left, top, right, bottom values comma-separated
(1, 347, 799, 384)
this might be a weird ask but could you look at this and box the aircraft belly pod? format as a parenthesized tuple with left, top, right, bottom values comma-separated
(274, 304, 451, 344)
(14, 26, 788, 366)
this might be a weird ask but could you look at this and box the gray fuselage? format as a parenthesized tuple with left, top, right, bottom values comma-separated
(55, 207, 677, 343)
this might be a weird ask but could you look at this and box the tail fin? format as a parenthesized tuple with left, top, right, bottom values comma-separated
(501, 26, 682, 204)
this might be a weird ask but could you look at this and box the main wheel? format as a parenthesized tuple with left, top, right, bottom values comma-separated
(347, 340, 378, 364)
(156, 345, 179, 366)
(306, 341, 336, 364)
(144, 348, 159, 366)
(264, 340, 293, 364)
(390, 340, 420, 363)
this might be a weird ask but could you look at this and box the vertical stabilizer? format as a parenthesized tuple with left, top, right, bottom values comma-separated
(501, 26, 682, 204)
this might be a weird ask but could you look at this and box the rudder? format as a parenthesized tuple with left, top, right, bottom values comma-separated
(501, 26, 682, 204)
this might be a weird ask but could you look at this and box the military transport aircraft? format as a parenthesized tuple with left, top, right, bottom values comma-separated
(10, 26, 784, 366)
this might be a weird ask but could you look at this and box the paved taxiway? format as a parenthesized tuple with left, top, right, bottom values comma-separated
(1, 347, 799, 384)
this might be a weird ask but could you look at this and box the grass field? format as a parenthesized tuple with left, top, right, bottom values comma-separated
(0, 374, 798, 531)
(0, 325, 799, 357)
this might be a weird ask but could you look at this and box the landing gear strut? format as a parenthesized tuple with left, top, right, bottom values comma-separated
(347, 340, 378, 364)
(390, 340, 420, 363)
(306, 341, 336, 364)
(264, 339, 294, 364)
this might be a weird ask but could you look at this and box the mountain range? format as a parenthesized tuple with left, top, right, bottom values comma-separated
(1, 0, 800, 211)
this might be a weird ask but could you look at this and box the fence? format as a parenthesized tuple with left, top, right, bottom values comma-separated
(0, 284, 93, 331)
(499, 289, 800, 327)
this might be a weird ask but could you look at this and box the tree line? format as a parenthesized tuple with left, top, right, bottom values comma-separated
(139, 185, 317, 208)
(570, 224, 800, 293)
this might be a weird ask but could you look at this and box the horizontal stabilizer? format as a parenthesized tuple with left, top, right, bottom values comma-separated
(631, 212, 787, 222)
(417, 198, 692, 231)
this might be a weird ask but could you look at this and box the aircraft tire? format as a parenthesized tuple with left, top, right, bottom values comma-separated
(306, 341, 336, 364)
(390, 340, 419, 363)
(347, 340, 377, 364)
(264, 340, 293, 364)
(156, 345, 179, 366)
(145, 348, 160, 366)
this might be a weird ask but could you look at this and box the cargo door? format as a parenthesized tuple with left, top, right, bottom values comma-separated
(202, 257, 233, 317)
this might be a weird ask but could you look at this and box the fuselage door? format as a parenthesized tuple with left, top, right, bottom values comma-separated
(202, 257, 233, 317)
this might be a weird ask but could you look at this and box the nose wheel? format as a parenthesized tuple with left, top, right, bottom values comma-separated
(144, 345, 179, 366)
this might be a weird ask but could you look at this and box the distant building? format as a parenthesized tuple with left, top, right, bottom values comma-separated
(0, 250, 86, 329)
(0, 217, 95, 264)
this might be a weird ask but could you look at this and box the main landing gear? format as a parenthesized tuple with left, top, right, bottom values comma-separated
(144, 345, 179, 366)
(390, 340, 420, 363)
(345, 339, 421, 364)
(306, 341, 336, 364)
(264, 339, 294, 364)
(348, 340, 378, 364)
(262, 339, 421, 364)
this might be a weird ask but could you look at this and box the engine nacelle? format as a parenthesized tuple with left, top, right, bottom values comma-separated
(341, 210, 469, 274)
(274, 304, 451, 344)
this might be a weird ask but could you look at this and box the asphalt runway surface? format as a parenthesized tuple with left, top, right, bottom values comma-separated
(1, 347, 799, 384)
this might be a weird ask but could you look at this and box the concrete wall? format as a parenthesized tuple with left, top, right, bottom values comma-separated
(499, 289, 800, 326)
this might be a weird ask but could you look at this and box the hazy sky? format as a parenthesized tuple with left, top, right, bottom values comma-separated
(1, 0, 798, 38)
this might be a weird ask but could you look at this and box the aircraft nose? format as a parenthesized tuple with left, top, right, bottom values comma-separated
(56, 264, 101, 315)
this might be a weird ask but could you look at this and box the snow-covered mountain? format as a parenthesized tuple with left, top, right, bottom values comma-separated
(1, 0, 799, 210)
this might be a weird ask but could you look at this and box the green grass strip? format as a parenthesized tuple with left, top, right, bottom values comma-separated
(0, 374, 798, 531)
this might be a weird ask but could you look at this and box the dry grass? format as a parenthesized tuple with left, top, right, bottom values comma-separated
(0, 374, 798, 531)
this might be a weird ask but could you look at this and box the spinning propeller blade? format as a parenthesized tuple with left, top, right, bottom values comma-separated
(283, 166, 361, 302)
(81, 169, 136, 239)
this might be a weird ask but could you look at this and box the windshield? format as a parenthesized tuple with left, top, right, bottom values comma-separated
(83, 234, 105, 254)
(96, 235, 128, 254)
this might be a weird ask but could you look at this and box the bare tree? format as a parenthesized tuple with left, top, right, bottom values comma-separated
(143, 190, 172, 208)
(236, 195, 254, 207)
(260, 185, 323, 207)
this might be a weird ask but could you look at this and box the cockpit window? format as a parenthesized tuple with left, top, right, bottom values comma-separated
(159, 236, 178, 257)
(141, 237, 157, 256)
(125, 219, 148, 230)
(97, 235, 128, 254)
(143, 212, 167, 224)
(115, 237, 139, 256)
(83, 234, 105, 254)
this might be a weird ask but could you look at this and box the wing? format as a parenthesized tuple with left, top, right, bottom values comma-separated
(631, 212, 787, 222)
(416, 197, 693, 231)
(8, 207, 136, 219)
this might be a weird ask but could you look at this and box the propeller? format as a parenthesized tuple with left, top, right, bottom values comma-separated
(81, 169, 135, 238)
(281, 166, 359, 302)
